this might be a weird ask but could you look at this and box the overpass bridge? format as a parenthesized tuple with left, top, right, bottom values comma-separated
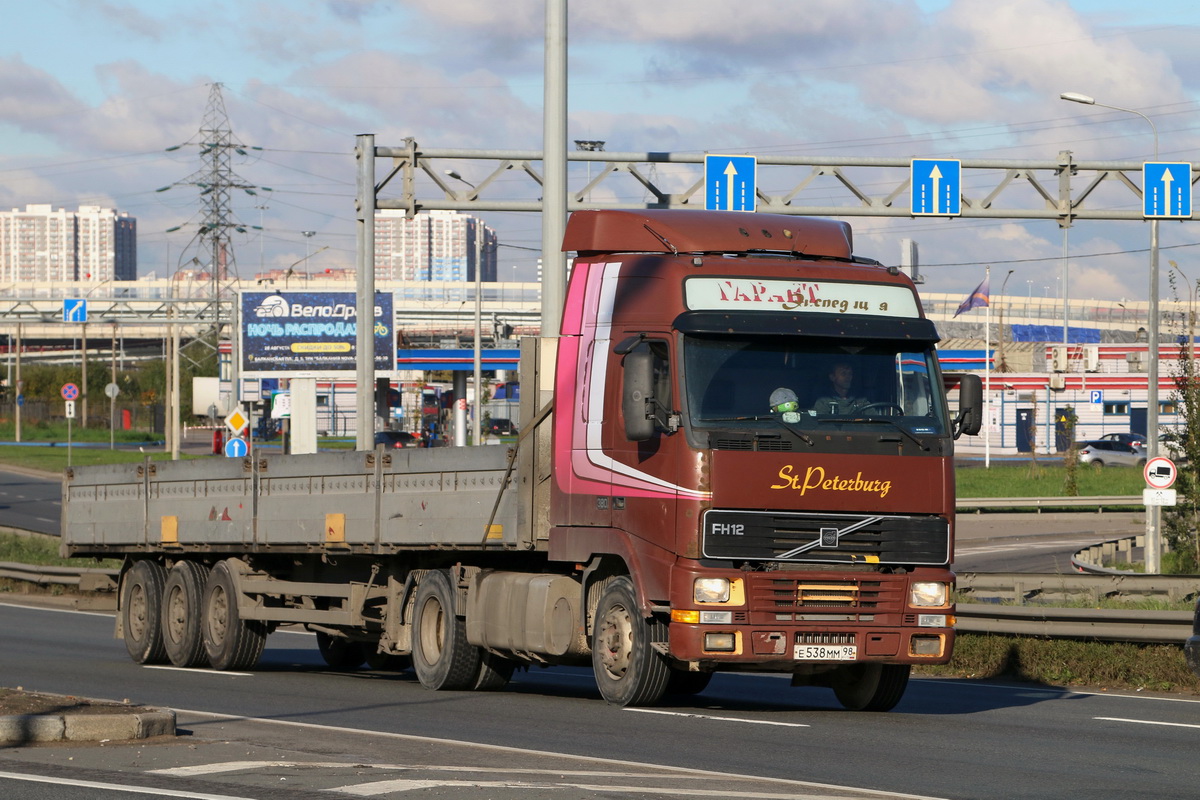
(0, 278, 1167, 364)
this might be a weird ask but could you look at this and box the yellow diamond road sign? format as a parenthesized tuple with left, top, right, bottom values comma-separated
(224, 408, 249, 435)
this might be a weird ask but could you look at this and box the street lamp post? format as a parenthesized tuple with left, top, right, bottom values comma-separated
(1061, 91, 1163, 572)
(446, 171, 484, 446)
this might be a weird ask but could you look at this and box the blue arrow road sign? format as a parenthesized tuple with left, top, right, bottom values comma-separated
(224, 437, 249, 458)
(911, 159, 962, 216)
(1144, 162, 1192, 218)
(705, 155, 757, 212)
(63, 298, 87, 323)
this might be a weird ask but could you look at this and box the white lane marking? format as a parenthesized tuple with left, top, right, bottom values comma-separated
(35, 516, 55, 523)
(144, 665, 253, 677)
(918, 678, 1200, 705)
(624, 708, 810, 727)
(175, 709, 945, 799)
(0, 600, 112, 618)
(156, 761, 756, 780)
(332, 777, 872, 798)
(1094, 716, 1200, 729)
(153, 761, 362, 776)
(0, 769, 256, 799)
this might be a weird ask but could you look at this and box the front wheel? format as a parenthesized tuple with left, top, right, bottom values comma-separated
(832, 664, 910, 712)
(411, 570, 480, 690)
(591, 576, 670, 707)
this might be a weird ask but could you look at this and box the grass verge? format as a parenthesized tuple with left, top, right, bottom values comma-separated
(955, 463, 1144, 498)
(920, 634, 1197, 693)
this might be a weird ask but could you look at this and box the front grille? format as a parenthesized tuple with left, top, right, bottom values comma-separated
(702, 509, 948, 565)
(796, 632, 856, 646)
(746, 574, 903, 623)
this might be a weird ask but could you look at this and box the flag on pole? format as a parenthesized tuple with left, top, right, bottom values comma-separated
(954, 276, 990, 317)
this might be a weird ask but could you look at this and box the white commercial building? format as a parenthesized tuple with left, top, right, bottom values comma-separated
(0, 204, 136, 282)
(374, 210, 496, 283)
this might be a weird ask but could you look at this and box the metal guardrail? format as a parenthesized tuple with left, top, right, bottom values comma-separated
(956, 604, 1191, 643)
(956, 572, 1198, 604)
(3, 562, 1194, 644)
(0, 561, 117, 591)
(957, 495, 1142, 511)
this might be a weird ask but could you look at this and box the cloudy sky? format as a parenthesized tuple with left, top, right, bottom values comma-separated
(3, 0, 1199, 303)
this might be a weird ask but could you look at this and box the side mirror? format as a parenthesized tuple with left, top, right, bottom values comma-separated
(623, 349, 656, 441)
(954, 373, 983, 438)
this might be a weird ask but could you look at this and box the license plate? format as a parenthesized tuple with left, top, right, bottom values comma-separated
(794, 644, 857, 661)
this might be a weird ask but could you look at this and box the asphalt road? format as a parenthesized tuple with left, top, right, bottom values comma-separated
(0, 468, 61, 536)
(1, 599, 1197, 800)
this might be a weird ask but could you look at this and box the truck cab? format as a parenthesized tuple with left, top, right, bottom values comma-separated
(550, 209, 981, 708)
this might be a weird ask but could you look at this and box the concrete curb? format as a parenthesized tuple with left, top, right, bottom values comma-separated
(0, 708, 175, 743)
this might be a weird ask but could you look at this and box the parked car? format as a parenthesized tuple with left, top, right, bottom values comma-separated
(374, 430, 418, 449)
(486, 418, 518, 436)
(1158, 432, 1188, 463)
(1098, 432, 1147, 448)
(1076, 439, 1146, 468)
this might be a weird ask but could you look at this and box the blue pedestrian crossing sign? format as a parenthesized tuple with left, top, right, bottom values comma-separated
(705, 155, 757, 212)
(63, 298, 87, 323)
(1143, 162, 1192, 218)
(911, 159, 962, 216)
(224, 437, 249, 458)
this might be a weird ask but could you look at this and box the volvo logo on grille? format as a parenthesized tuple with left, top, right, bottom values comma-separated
(819, 527, 839, 547)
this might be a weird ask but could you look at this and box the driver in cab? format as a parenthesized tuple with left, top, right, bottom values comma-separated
(812, 362, 871, 415)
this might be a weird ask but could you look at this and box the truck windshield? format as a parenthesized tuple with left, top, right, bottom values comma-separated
(682, 334, 949, 437)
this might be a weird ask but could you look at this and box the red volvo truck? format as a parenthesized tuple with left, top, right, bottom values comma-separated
(62, 208, 982, 711)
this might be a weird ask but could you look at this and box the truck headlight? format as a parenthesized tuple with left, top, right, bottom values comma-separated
(694, 577, 731, 603)
(910, 581, 948, 607)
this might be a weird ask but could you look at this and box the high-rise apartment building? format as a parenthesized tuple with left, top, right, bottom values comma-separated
(0, 204, 136, 282)
(374, 210, 496, 282)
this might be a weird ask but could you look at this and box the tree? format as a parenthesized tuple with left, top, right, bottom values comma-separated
(1162, 264, 1200, 573)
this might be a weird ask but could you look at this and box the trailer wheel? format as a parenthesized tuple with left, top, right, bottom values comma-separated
(316, 632, 367, 670)
(832, 664, 910, 712)
(411, 570, 480, 690)
(591, 576, 670, 707)
(162, 561, 210, 668)
(122, 560, 168, 664)
(473, 652, 516, 691)
(202, 560, 267, 671)
(665, 668, 713, 696)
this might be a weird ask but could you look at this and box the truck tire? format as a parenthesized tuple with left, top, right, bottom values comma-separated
(122, 560, 168, 664)
(473, 652, 516, 691)
(591, 576, 670, 707)
(162, 561, 210, 668)
(832, 664, 910, 712)
(411, 569, 481, 690)
(202, 559, 267, 671)
(316, 631, 367, 670)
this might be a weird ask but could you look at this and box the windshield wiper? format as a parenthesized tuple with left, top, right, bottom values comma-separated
(845, 416, 930, 451)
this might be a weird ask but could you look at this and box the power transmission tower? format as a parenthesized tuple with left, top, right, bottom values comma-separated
(161, 82, 268, 331)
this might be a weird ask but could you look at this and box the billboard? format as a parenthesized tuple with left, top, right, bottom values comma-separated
(239, 291, 394, 377)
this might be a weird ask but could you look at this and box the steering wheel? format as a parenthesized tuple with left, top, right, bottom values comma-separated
(857, 402, 904, 416)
